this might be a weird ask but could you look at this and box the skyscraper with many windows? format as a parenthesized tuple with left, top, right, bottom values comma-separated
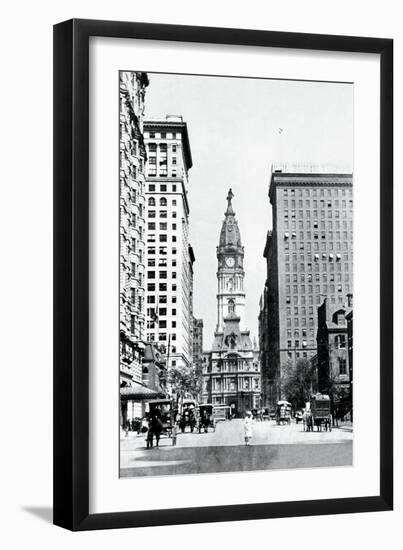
(143, 116, 194, 372)
(260, 167, 353, 406)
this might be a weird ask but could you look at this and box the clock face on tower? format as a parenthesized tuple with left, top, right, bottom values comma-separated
(225, 256, 235, 267)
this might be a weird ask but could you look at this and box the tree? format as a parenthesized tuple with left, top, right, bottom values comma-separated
(282, 358, 317, 410)
(168, 364, 201, 403)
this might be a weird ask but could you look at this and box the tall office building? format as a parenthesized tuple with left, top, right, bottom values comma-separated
(202, 190, 261, 412)
(260, 167, 353, 406)
(143, 116, 194, 372)
(119, 71, 149, 422)
(193, 317, 204, 395)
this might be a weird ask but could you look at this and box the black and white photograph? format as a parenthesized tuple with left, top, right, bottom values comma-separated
(119, 70, 354, 478)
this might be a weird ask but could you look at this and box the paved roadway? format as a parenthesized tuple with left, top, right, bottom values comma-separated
(120, 419, 353, 477)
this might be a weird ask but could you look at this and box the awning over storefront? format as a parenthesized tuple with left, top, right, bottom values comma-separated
(120, 384, 166, 402)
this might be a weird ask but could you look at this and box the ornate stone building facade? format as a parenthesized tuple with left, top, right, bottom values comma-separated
(202, 191, 261, 413)
(119, 71, 149, 423)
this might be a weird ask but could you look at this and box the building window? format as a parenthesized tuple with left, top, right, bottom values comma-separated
(147, 271, 155, 279)
(149, 184, 155, 192)
(160, 210, 167, 218)
(160, 271, 167, 279)
(335, 335, 346, 349)
(159, 283, 167, 291)
(147, 283, 155, 292)
(148, 222, 155, 230)
(160, 197, 167, 206)
(160, 223, 167, 230)
(160, 234, 167, 242)
(338, 357, 347, 375)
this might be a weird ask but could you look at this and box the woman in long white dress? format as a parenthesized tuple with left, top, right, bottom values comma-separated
(243, 410, 253, 446)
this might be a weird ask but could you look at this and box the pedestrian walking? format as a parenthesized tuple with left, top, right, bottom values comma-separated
(243, 410, 253, 446)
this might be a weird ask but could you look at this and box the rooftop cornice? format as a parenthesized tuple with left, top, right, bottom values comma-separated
(269, 172, 353, 203)
(144, 118, 193, 169)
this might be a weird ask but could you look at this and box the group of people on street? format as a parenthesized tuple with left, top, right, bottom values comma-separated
(136, 407, 256, 448)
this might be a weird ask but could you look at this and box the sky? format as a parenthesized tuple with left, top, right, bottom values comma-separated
(143, 73, 353, 350)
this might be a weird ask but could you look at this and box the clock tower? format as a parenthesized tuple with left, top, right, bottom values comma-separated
(202, 189, 260, 412)
(216, 189, 246, 332)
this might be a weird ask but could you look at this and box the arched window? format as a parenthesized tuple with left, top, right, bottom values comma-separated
(148, 197, 155, 206)
(159, 197, 167, 206)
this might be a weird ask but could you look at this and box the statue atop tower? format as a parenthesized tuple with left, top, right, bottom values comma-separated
(218, 189, 242, 250)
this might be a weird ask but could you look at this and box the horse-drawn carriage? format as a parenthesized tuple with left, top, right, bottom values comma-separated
(304, 393, 332, 432)
(179, 399, 197, 433)
(148, 399, 175, 438)
(276, 400, 292, 425)
(198, 403, 215, 433)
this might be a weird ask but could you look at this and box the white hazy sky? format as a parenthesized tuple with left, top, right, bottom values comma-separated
(144, 73, 353, 349)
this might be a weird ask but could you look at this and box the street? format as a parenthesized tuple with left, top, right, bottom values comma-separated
(120, 419, 353, 477)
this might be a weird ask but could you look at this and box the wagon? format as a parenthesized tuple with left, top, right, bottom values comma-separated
(309, 393, 332, 432)
(179, 399, 198, 433)
(213, 404, 232, 423)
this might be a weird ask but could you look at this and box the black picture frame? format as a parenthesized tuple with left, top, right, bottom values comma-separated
(53, 18, 393, 531)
